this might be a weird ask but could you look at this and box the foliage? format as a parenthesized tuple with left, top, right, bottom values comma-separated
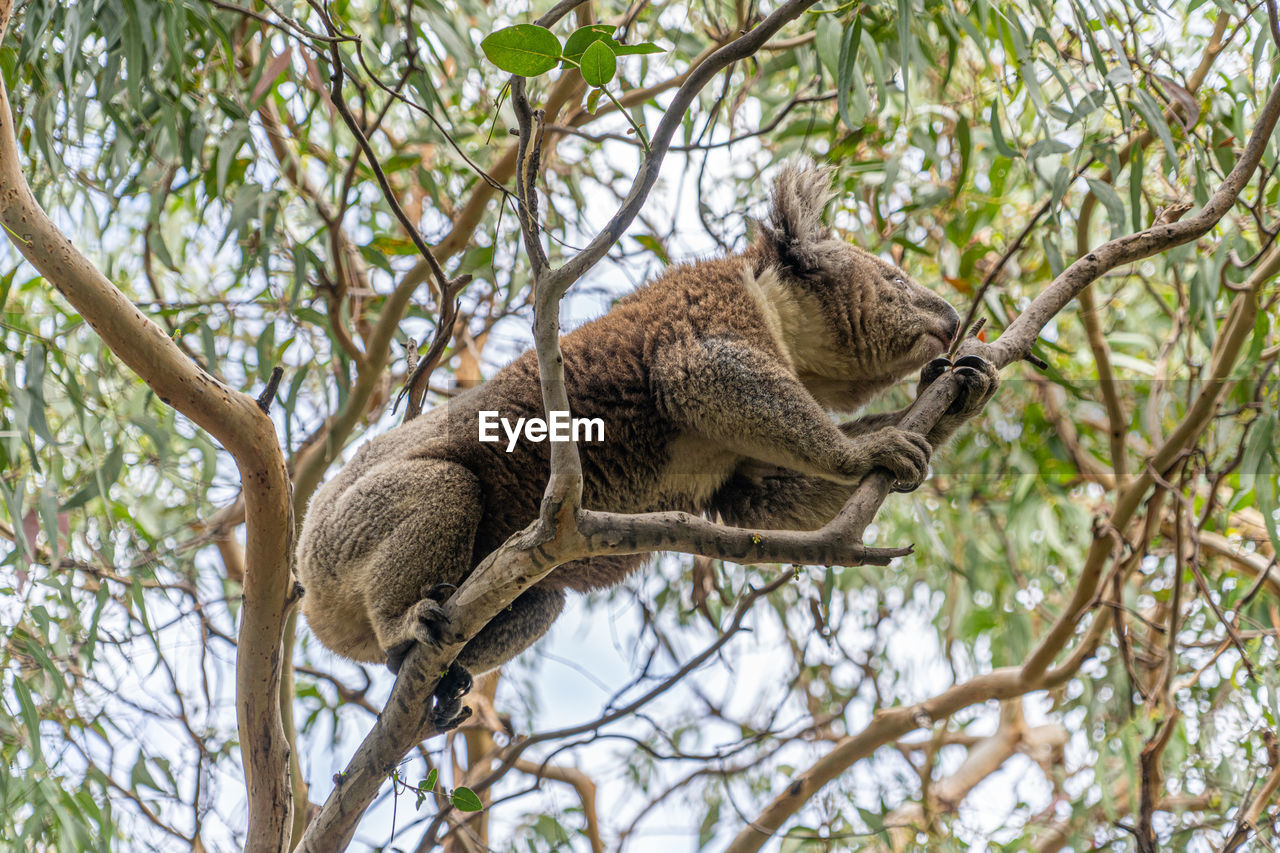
(0, 0, 1278, 850)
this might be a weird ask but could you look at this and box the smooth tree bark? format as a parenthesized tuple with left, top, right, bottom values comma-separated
(0, 3, 296, 850)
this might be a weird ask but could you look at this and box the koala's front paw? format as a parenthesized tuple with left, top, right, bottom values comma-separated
(860, 427, 932, 492)
(917, 354, 999, 418)
(948, 354, 999, 416)
(919, 357, 952, 390)
(431, 662, 473, 731)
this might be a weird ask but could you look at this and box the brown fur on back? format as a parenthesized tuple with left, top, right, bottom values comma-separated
(296, 161, 966, 672)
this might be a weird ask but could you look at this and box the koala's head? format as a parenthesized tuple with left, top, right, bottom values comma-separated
(753, 162, 960, 389)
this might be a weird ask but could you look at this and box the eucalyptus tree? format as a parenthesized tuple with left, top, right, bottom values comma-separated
(1, 0, 1278, 850)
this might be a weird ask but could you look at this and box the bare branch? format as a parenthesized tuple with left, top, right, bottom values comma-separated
(0, 3, 295, 850)
(551, 0, 821, 294)
(313, 11, 470, 302)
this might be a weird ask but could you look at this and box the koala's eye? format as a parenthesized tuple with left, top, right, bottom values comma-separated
(892, 277, 906, 286)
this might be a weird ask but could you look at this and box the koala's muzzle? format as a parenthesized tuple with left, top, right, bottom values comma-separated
(913, 287, 961, 348)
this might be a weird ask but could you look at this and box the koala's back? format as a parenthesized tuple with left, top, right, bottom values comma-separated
(297, 255, 775, 626)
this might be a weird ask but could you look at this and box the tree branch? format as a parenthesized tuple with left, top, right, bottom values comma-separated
(0, 3, 295, 851)
(722, 69, 1280, 853)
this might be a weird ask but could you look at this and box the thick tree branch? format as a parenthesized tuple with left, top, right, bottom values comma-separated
(0, 3, 295, 851)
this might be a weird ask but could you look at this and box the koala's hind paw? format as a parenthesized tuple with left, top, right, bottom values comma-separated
(862, 427, 932, 493)
(384, 596, 459, 674)
(409, 597, 455, 647)
(948, 354, 999, 416)
(431, 663, 474, 732)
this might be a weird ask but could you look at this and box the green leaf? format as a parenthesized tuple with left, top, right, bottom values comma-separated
(22, 342, 54, 444)
(1130, 144, 1144, 231)
(562, 25, 614, 63)
(480, 25, 562, 77)
(897, 0, 910, 105)
(450, 786, 484, 812)
(634, 234, 669, 264)
(1085, 178, 1126, 239)
(580, 39, 617, 87)
(953, 114, 971, 199)
(989, 100, 1018, 158)
(836, 18, 863, 132)
(12, 677, 41, 758)
(1131, 90, 1179, 174)
(613, 42, 664, 55)
(130, 757, 162, 793)
(1241, 412, 1280, 554)
(814, 14, 840, 77)
(415, 768, 440, 809)
(0, 265, 16, 312)
(60, 443, 126, 511)
(256, 319, 277, 382)
(698, 796, 721, 847)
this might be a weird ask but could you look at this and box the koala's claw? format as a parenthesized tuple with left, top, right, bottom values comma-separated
(435, 704, 473, 732)
(947, 354, 1000, 416)
(410, 597, 452, 648)
(421, 582, 457, 602)
(865, 427, 932, 492)
(920, 357, 951, 387)
(431, 663, 474, 731)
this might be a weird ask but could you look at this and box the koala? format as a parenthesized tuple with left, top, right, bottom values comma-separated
(295, 163, 998, 729)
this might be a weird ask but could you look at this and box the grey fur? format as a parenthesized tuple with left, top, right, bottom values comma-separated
(296, 162, 998, 701)
(761, 162, 841, 275)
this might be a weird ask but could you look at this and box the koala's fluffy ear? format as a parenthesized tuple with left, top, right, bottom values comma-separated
(760, 161, 840, 276)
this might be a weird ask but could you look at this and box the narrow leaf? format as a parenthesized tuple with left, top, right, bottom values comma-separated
(1085, 178, 1126, 239)
(837, 18, 863, 132)
(613, 42, 664, 55)
(1131, 90, 1179, 173)
(989, 100, 1018, 158)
